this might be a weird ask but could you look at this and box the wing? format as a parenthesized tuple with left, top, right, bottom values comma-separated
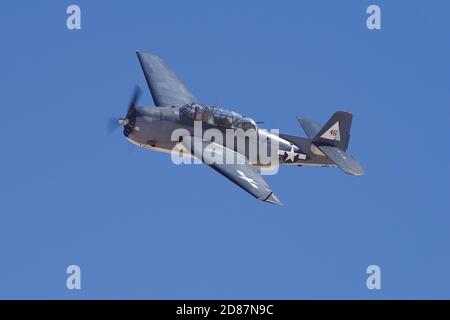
(297, 117, 322, 138)
(181, 136, 281, 204)
(136, 51, 197, 107)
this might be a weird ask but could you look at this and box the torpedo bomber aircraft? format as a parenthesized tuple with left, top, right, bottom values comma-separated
(111, 51, 364, 204)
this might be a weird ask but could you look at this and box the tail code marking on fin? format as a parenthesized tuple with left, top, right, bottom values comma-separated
(320, 121, 341, 141)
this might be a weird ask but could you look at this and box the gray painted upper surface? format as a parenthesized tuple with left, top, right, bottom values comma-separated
(136, 51, 197, 107)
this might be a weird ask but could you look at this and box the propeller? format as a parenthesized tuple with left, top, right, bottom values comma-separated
(107, 86, 141, 135)
(107, 116, 121, 135)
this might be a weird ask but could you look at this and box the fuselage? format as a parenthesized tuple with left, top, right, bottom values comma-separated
(124, 105, 335, 168)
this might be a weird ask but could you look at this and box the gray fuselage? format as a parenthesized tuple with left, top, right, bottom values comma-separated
(124, 106, 335, 168)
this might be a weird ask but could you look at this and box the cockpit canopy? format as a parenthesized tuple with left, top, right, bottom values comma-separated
(179, 103, 257, 130)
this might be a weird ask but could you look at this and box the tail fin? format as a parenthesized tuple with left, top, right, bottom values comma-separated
(312, 111, 352, 151)
(306, 111, 363, 176)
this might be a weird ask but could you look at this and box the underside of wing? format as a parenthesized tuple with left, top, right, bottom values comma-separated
(136, 51, 197, 107)
(181, 136, 281, 204)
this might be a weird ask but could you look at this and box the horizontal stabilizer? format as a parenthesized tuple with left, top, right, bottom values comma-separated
(318, 145, 364, 176)
(297, 117, 322, 138)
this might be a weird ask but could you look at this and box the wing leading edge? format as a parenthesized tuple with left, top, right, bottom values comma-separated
(180, 136, 281, 205)
(136, 51, 197, 107)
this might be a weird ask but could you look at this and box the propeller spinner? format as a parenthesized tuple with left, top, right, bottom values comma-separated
(107, 86, 141, 135)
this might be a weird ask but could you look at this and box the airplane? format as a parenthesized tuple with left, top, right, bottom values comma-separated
(110, 51, 364, 205)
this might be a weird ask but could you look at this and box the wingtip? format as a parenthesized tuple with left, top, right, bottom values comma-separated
(265, 193, 282, 205)
(136, 50, 158, 57)
(354, 165, 365, 176)
(136, 50, 148, 58)
(136, 51, 165, 65)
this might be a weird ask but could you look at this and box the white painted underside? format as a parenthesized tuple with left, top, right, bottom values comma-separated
(126, 138, 191, 156)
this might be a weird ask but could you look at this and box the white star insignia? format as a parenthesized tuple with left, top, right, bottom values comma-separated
(284, 146, 298, 162)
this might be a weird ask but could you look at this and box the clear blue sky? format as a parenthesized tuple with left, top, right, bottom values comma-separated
(0, 0, 449, 299)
